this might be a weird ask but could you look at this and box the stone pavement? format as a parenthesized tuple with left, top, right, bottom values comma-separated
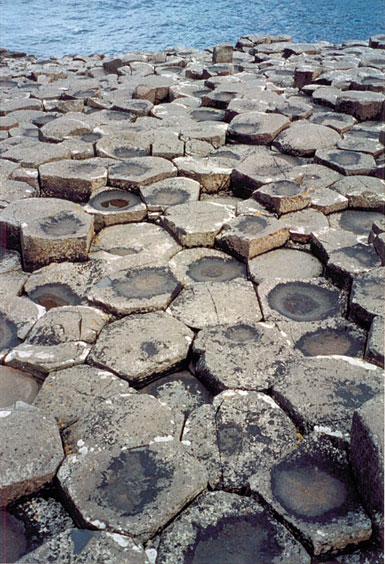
(0, 33, 384, 563)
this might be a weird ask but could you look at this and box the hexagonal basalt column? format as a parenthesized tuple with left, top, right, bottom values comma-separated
(252, 180, 311, 215)
(173, 156, 232, 193)
(95, 133, 151, 159)
(169, 248, 247, 285)
(20, 209, 94, 271)
(108, 157, 177, 190)
(314, 148, 376, 175)
(330, 176, 385, 210)
(248, 249, 323, 284)
(84, 188, 146, 230)
(273, 123, 340, 157)
(227, 111, 290, 144)
(335, 90, 384, 121)
(139, 177, 200, 212)
(349, 267, 385, 326)
(216, 214, 289, 260)
(57, 442, 207, 542)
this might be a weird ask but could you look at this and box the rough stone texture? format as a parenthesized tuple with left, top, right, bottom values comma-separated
(228, 111, 290, 144)
(325, 243, 382, 289)
(173, 156, 232, 192)
(0, 365, 40, 408)
(84, 188, 147, 230)
(349, 267, 385, 326)
(274, 122, 340, 156)
(335, 90, 384, 120)
(0, 295, 45, 357)
(0, 402, 64, 505)
(365, 315, 384, 367)
(278, 208, 329, 242)
(248, 248, 323, 283)
(139, 177, 200, 212)
(253, 180, 311, 215)
(331, 175, 385, 210)
(108, 157, 177, 190)
(0, 179, 37, 208)
(2, 141, 71, 168)
(314, 148, 377, 175)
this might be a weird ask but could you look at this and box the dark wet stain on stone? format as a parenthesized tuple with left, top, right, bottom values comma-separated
(89, 189, 139, 211)
(70, 529, 100, 555)
(103, 110, 131, 121)
(296, 327, 365, 357)
(330, 151, 361, 165)
(0, 314, 20, 350)
(334, 381, 376, 409)
(236, 215, 268, 235)
(114, 146, 148, 158)
(267, 282, 341, 322)
(28, 283, 81, 310)
(81, 132, 102, 143)
(140, 341, 159, 357)
(335, 245, 381, 268)
(233, 123, 258, 134)
(0, 510, 28, 562)
(268, 180, 302, 196)
(148, 189, 188, 206)
(339, 210, 384, 235)
(187, 256, 246, 282)
(96, 448, 171, 516)
(110, 268, 178, 299)
(113, 161, 149, 176)
(107, 247, 139, 256)
(224, 324, 261, 343)
(217, 423, 243, 457)
(40, 213, 83, 237)
(190, 109, 225, 122)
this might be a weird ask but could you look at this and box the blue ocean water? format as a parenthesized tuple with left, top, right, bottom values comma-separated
(1, 0, 384, 58)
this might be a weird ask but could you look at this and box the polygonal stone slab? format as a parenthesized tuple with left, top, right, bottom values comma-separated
(173, 156, 232, 193)
(95, 132, 151, 159)
(162, 201, 235, 247)
(273, 122, 340, 156)
(309, 111, 356, 133)
(0, 402, 64, 505)
(1, 142, 71, 168)
(0, 296, 45, 357)
(272, 356, 383, 438)
(335, 90, 384, 120)
(326, 243, 382, 289)
(314, 148, 376, 175)
(156, 491, 311, 564)
(88, 311, 194, 385)
(331, 175, 385, 210)
(84, 188, 147, 230)
(139, 177, 200, 212)
(39, 115, 92, 143)
(0, 179, 37, 208)
(309, 187, 349, 215)
(0, 365, 40, 408)
(21, 209, 94, 271)
(258, 279, 346, 323)
(337, 131, 384, 157)
(39, 159, 108, 202)
(253, 180, 311, 215)
(216, 214, 289, 259)
(294, 163, 343, 191)
(248, 248, 323, 284)
(227, 111, 290, 144)
(349, 267, 385, 326)
(365, 316, 384, 368)
(329, 209, 385, 240)
(57, 441, 207, 542)
(108, 157, 177, 190)
(169, 247, 247, 285)
(278, 208, 329, 242)
(87, 266, 181, 315)
(167, 279, 262, 330)
(193, 322, 295, 393)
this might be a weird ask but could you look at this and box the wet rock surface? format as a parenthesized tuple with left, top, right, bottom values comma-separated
(0, 35, 383, 563)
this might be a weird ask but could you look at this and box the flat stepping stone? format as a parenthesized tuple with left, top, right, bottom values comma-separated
(258, 278, 346, 323)
(95, 133, 151, 159)
(275, 98, 314, 120)
(337, 131, 384, 157)
(87, 266, 180, 315)
(180, 123, 228, 150)
(253, 180, 311, 214)
(216, 214, 289, 259)
(2, 141, 71, 168)
(0, 179, 37, 208)
(312, 86, 342, 108)
(309, 111, 356, 133)
(169, 247, 246, 285)
(365, 316, 384, 367)
(106, 92, 153, 116)
(167, 279, 262, 330)
(57, 441, 207, 542)
(349, 267, 385, 326)
(193, 321, 295, 392)
(250, 433, 372, 556)
(156, 491, 311, 564)
(309, 187, 349, 214)
(335, 90, 384, 120)
(139, 177, 200, 212)
(0, 97, 43, 115)
(331, 175, 385, 210)
(278, 208, 329, 242)
(314, 148, 377, 175)
(39, 159, 107, 202)
(88, 311, 193, 385)
(0, 365, 39, 408)
(292, 163, 343, 191)
(274, 122, 340, 156)
(0, 295, 44, 358)
(272, 356, 383, 437)
(0, 402, 64, 505)
(189, 107, 226, 122)
(133, 75, 176, 103)
(225, 92, 282, 119)
(34, 365, 133, 429)
(162, 200, 234, 247)
(108, 157, 177, 189)
(326, 243, 382, 288)
(173, 156, 232, 193)
(329, 209, 384, 239)
(39, 115, 93, 143)
(227, 111, 290, 144)
(85, 188, 146, 230)
(248, 248, 323, 284)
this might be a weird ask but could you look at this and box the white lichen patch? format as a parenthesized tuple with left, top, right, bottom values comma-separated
(260, 394, 279, 409)
(0, 411, 11, 418)
(153, 435, 174, 442)
(91, 519, 106, 529)
(145, 548, 157, 564)
(106, 532, 131, 547)
(314, 425, 344, 438)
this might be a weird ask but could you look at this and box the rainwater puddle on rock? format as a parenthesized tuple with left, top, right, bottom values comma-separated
(236, 215, 268, 236)
(40, 213, 83, 237)
(70, 529, 100, 555)
(0, 511, 28, 562)
(331, 151, 361, 165)
(296, 327, 365, 357)
(89, 190, 139, 211)
(224, 324, 261, 343)
(267, 282, 341, 322)
(28, 283, 81, 310)
(107, 247, 139, 257)
(335, 245, 381, 268)
(109, 268, 178, 299)
(149, 189, 188, 206)
(0, 315, 20, 351)
(114, 162, 149, 177)
(339, 210, 384, 235)
(187, 256, 246, 282)
(190, 109, 225, 122)
(102, 110, 129, 121)
(96, 449, 170, 516)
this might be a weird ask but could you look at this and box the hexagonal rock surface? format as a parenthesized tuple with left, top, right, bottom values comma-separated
(65, 393, 180, 454)
(39, 115, 93, 143)
(331, 175, 385, 210)
(87, 266, 181, 315)
(88, 311, 194, 385)
(258, 279, 346, 323)
(20, 209, 94, 271)
(227, 111, 290, 144)
(140, 371, 212, 419)
(0, 295, 45, 356)
(309, 111, 356, 134)
(365, 316, 384, 368)
(16, 528, 146, 564)
(248, 248, 323, 284)
(1, 142, 71, 168)
(278, 208, 329, 242)
(294, 163, 342, 191)
(0, 365, 40, 408)
(273, 123, 340, 156)
(335, 90, 384, 120)
(173, 156, 232, 193)
(0, 179, 37, 208)
(161, 200, 235, 247)
(57, 441, 207, 542)
(193, 322, 295, 393)
(95, 132, 151, 159)
(216, 214, 289, 259)
(272, 356, 383, 438)
(326, 243, 382, 289)
(169, 247, 247, 285)
(350, 394, 384, 544)
(0, 402, 64, 505)
(84, 188, 147, 230)
(349, 267, 385, 326)
(314, 148, 376, 175)
(139, 177, 200, 212)
(167, 279, 262, 330)
(253, 180, 311, 215)
(108, 157, 177, 190)
(39, 159, 108, 202)
(156, 491, 311, 564)
(250, 433, 372, 556)
(329, 210, 384, 239)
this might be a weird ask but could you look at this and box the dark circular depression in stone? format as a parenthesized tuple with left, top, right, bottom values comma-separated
(187, 256, 246, 282)
(107, 268, 179, 299)
(224, 323, 261, 343)
(236, 215, 268, 235)
(89, 189, 140, 211)
(295, 327, 366, 357)
(28, 283, 81, 310)
(147, 189, 189, 206)
(39, 213, 83, 237)
(338, 210, 384, 235)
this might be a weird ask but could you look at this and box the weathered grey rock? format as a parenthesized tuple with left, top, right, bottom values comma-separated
(258, 278, 346, 323)
(331, 175, 385, 210)
(0, 510, 29, 562)
(335, 90, 384, 120)
(169, 247, 246, 285)
(0, 365, 40, 408)
(139, 177, 200, 212)
(213, 43, 233, 64)
(162, 200, 234, 247)
(228, 111, 290, 144)
(248, 248, 323, 283)
(365, 315, 384, 367)
(253, 180, 311, 214)
(57, 441, 207, 542)
(216, 214, 289, 259)
(108, 157, 177, 189)
(350, 394, 384, 543)
(314, 148, 377, 175)
(95, 132, 150, 159)
(0, 97, 43, 116)
(88, 311, 193, 385)
(0, 270, 28, 298)
(0, 179, 37, 208)
(0, 295, 45, 357)
(2, 141, 71, 168)
(167, 279, 262, 330)
(0, 402, 64, 505)
(309, 111, 356, 133)
(133, 75, 176, 103)
(310, 226, 369, 263)
(337, 131, 384, 157)
(274, 122, 340, 156)
(289, 162, 343, 191)
(0, 248, 22, 274)
(312, 86, 342, 108)
(21, 209, 94, 271)
(250, 433, 372, 555)
(39, 115, 92, 143)
(84, 188, 147, 230)
(193, 321, 295, 392)
(278, 208, 329, 242)
(326, 243, 382, 288)
(309, 187, 349, 214)
(156, 491, 311, 564)
(349, 267, 385, 326)
(173, 156, 232, 192)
